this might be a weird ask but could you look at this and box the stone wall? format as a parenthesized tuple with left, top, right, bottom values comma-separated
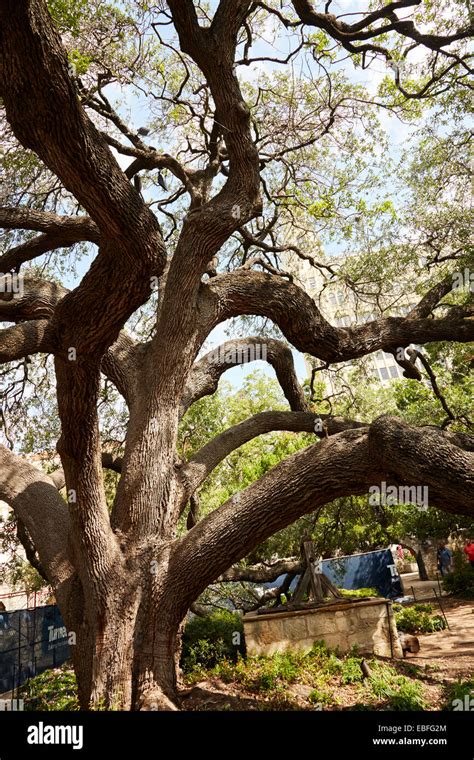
(243, 598, 403, 659)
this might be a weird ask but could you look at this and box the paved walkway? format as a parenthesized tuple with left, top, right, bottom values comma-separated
(406, 600, 474, 676)
(400, 571, 444, 600)
(397, 573, 474, 675)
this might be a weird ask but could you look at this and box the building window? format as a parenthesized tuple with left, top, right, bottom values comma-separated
(379, 367, 389, 380)
(389, 365, 399, 378)
(308, 277, 316, 289)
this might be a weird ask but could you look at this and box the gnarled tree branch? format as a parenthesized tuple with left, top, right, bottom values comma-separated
(171, 417, 474, 615)
(182, 337, 307, 414)
(203, 270, 474, 364)
(182, 410, 366, 493)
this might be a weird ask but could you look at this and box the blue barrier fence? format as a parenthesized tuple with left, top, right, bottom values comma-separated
(321, 548, 404, 598)
(272, 548, 404, 599)
(0, 604, 69, 695)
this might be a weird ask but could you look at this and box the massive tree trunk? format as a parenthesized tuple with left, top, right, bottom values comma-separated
(0, 0, 472, 710)
(58, 553, 182, 710)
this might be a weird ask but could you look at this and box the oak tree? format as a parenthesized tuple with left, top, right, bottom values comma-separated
(0, 0, 472, 709)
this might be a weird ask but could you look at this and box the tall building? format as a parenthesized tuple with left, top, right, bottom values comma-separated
(283, 252, 419, 393)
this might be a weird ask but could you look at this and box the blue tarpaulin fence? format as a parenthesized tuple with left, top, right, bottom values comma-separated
(272, 548, 404, 599)
(320, 548, 404, 599)
(0, 604, 69, 695)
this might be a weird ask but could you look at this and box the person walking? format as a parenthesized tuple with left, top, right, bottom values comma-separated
(437, 543, 453, 576)
(463, 539, 474, 569)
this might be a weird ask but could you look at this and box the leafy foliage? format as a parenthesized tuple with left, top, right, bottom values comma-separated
(443, 678, 474, 710)
(442, 551, 474, 598)
(394, 603, 447, 634)
(19, 667, 79, 711)
(181, 610, 244, 673)
(365, 663, 426, 711)
(338, 588, 379, 600)
(188, 639, 427, 710)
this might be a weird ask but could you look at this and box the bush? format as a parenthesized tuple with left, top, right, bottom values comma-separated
(308, 688, 334, 707)
(307, 641, 344, 675)
(19, 667, 79, 711)
(338, 587, 379, 599)
(394, 603, 447, 634)
(340, 656, 365, 684)
(385, 680, 426, 711)
(185, 637, 430, 711)
(442, 551, 474, 598)
(230, 652, 303, 693)
(181, 610, 244, 672)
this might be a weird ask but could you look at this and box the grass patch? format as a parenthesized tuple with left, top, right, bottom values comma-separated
(366, 661, 426, 710)
(338, 587, 379, 599)
(192, 640, 428, 711)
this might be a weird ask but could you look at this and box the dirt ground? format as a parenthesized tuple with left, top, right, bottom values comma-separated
(180, 598, 474, 711)
(403, 597, 474, 708)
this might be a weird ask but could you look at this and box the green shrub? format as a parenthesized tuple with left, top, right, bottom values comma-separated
(19, 667, 79, 711)
(394, 603, 447, 634)
(341, 656, 364, 684)
(268, 652, 300, 683)
(409, 603, 433, 614)
(338, 587, 379, 599)
(386, 680, 426, 711)
(181, 610, 244, 672)
(307, 641, 343, 675)
(442, 551, 474, 598)
(308, 688, 333, 707)
(183, 636, 429, 711)
(256, 672, 278, 692)
(308, 640, 333, 658)
(231, 652, 303, 693)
